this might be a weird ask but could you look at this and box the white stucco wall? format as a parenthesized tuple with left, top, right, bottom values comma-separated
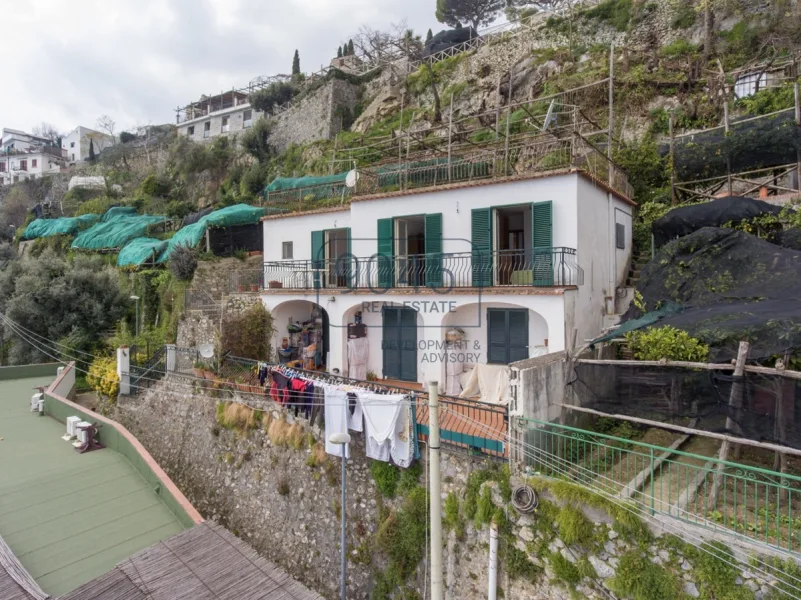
(62, 127, 114, 162)
(177, 104, 261, 143)
(263, 209, 352, 262)
(262, 291, 567, 386)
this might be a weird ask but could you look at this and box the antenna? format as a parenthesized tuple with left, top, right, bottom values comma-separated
(199, 344, 215, 359)
(345, 169, 360, 188)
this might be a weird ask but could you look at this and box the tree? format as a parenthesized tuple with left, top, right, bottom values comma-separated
(249, 81, 296, 113)
(119, 131, 136, 144)
(395, 24, 443, 122)
(0, 186, 33, 235)
(241, 118, 274, 162)
(426, 29, 434, 43)
(347, 39, 355, 55)
(96, 115, 116, 145)
(435, 0, 504, 29)
(88, 138, 96, 161)
(292, 49, 300, 75)
(31, 122, 61, 145)
(337, 45, 343, 58)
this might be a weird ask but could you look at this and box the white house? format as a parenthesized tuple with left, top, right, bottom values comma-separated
(0, 128, 65, 185)
(61, 126, 115, 163)
(260, 170, 633, 387)
(176, 90, 259, 143)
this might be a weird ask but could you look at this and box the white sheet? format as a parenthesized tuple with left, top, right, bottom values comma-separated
(390, 403, 414, 468)
(459, 364, 511, 406)
(347, 338, 369, 381)
(359, 393, 404, 443)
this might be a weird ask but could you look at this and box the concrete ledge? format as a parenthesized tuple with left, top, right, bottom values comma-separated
(0, 363, 60, 381)
(45, 363, 204, 528)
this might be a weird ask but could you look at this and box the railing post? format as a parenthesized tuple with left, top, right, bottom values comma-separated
(649, 447, 655, 515)
(117, 346, 131, 396)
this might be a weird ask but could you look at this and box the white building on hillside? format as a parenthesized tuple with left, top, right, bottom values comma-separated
(0, 128, 66, 185)
(259, 170, 633, 387)
(176, 90, 260, 143)
(61, 126, 115, 163)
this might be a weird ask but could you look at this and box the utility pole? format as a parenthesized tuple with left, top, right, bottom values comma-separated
(669, 114, 676, 205)
(428, 381, 444, 600)
(795, 76, 801, 191)
(608, 43, 615, 184)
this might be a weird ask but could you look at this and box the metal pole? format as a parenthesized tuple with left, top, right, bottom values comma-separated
(340, 450, 347, 600)
(669, 114, 676, 205)
(488, 522, 498, 600)
(135, 299, 139, 339)
(608, 43, 615, 184)
(503, 70, 512, 176)
(447, 94, 454, 182)
(724, 97, 732, 196)
(795, 78, 801, 191)
(428, 381, 444, 600)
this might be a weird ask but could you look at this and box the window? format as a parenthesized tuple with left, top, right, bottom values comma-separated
(282, 241, 293, 259)
(70, 142, 75, 148)
(0, 162, 5, 172)
(19, 160, 27, 171)
(31, 159, 37, 168)
(243, 109, 253, 128)
(616, 223, 626, 250)
(187, 126, 195, 136)
(221, 116, 230, 133)
(71, 153, 75, 161)
(203, 121, 211, 138)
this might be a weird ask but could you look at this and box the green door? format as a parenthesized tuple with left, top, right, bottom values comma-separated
(383, 307, 417, 381)
(531, 201, 553, 286)
(425, 213, 443, 288)
(488, 308, 529, 364)
(471, 208, 492, 287)
(377, 218, 394, 289)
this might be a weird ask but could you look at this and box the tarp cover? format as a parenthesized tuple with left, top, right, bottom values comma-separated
(265, 173, 348, 193)
(22, 214, 101, 240)
(159, 204, 266, 262)
(72, 214, 166, 250)
(102, 206, 138, 222)
(652, 196, 783, 247)
(117, 238, 168, 267)
(623, 227, 801, 361)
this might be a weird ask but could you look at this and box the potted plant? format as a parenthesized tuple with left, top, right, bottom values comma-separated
(237, 284, 247, 293)
(250, 283, 260, 292)
(269, 280, 283, 289)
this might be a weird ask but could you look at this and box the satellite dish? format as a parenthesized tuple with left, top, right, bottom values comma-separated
(199, 344, 215, 359)
(345, 170, 360, 188)
(542, 100, 556, 131)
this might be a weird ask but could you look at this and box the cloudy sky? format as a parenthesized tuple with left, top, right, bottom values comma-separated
(2, 0, 452, 136)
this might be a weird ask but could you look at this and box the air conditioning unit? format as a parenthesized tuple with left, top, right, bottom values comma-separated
(30, 393, 43, 412)
(73, 422, 92, 447)
(63, 416, 82, 440)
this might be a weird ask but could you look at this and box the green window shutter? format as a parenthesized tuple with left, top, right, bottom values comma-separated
(344, 227, 354, 287)
(425, 213, 443, 288)
(471, 208, 492, 287)
(311, 230, 324, 289)
(487, 309, 508, 364)
(377, 218, 394, 288)
(531, 201, 553, 286)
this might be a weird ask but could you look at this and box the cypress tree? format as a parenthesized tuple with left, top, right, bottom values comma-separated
(292, 49, 300, 75)
(337, 46, 343, 58)
(88, 138, 95, 161)
(426, 29, 433, 43)
(347, 39, 354, 55)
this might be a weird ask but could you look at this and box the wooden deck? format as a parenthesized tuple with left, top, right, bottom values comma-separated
(59, 521, 326, 600)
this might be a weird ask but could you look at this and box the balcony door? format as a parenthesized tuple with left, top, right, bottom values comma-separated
(377, 214, 442, 289)
(488, 308, 529, 364)
(382, 306, 417, 382)
(311, 228, 351, 289)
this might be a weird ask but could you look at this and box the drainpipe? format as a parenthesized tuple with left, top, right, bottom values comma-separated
(487, 522, 499, 600)
(429, 381, 444, 600)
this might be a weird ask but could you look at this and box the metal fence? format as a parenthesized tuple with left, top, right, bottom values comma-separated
(517, 417, 801, 555)
(129, 346, 167, 392)
(262, 247, 582, 291)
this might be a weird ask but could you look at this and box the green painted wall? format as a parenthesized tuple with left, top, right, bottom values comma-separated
(0, 363, 60, 381)
(44, 392, 197, 529)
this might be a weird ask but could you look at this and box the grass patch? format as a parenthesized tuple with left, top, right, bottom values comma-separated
(549, 551, 581, 587)
(371, 461, 401, 498)
(464, 465, 512, 520)
(507, 546, 541, 583)
(556, 505, 594, 547)
(306, 442, 328, 468)
(268, 417, 304, 447)
(216, 401, 258, 430)
(444, 492, 465, 539)
(584, 0, 633, 31)
(689, 542, 752, 600)
(608, 550, 682, 600)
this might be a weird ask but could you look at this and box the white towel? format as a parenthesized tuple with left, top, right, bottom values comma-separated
(348, 338, 369, 381)
(459, 364, 511, 405)
(324, 388, 350, 458)
(348, 394, 364, 433)
(390, 403, 414, 468)
(359, 393, 404, 443)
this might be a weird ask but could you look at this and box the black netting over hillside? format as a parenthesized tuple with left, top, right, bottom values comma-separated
(670, 111, 801, 180)
(652, 196, 783, 247)
(571, 364, 800, 449)
(624, 227, 801, 361)
(183, 207, 215, 226)
(775, 228, 801, 250)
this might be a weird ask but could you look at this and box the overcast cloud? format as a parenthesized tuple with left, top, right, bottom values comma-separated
(2, 0, 449, 135)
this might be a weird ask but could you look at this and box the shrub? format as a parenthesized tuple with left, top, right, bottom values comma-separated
(660, 39, 698, 58)
(167, 245, 198, 281)
(633, 200, 671, 253)
(549, 551, 581, 586)
(555, 505, 593, 546)
(507, 546, 541, 582)
(371, 460, 401, 498)
(139, 174, 172, 197)
(249, 81, 296, 113)
(626, 326, 709, 362)
(220, 303, 274, 360)
(119, 131, 137, 144)
(376, 487, 428, 582)
(241, 119, 274, 162)
(87, 356, 120, 399)
(165, 200, 191, 219)
(584, 0, 633, 31)
(671, 1, 696, 29)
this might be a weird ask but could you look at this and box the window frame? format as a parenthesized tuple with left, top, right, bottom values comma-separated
(203, 121, 211, 138)
(221, 116, 230, 133)
(282, 241, 294, 259)
(615, 223, 626, 250)
(31, 159, 37, 169)
(243, 109, 253, 128)
(187, 126, 195, 136)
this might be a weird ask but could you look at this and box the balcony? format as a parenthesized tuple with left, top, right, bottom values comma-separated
(260, 248, 582, 292)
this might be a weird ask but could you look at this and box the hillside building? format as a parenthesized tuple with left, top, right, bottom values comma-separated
(0, 128, 66, 185)
(61, 126, 115, 163)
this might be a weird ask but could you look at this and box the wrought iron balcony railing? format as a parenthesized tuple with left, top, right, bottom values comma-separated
(261, 247, 582, 291)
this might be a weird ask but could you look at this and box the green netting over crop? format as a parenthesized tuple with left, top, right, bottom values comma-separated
(158, 204, 266, 262)
(117, 238, 168, 267)
(72, 215, 167, 250)
(102, 206, 138, 222)
(22, 214, 101, 240)
(266, 172, 348, 192)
